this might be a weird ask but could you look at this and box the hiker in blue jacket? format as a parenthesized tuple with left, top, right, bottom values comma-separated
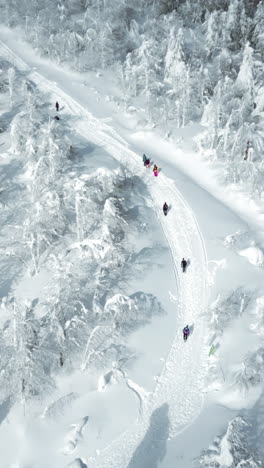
(183, 325, 189, 341)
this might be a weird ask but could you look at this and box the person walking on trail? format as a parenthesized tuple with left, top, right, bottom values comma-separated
(181, 258, 187, 272)
(163, 202, 168, 216)
(145, 158, 150, 168)
(143, 154, 147, 166)
(55, 101, 59, 112)
(59, 352, 64, 367)
(153, 164, 158, 177)
(244, 140, 250, 161)
(183, 325, 189, 341)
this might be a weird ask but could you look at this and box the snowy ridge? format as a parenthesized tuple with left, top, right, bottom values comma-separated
(0, 40, 208, 466)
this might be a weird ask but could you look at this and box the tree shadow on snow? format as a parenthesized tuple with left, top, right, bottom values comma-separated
(0, 396, 12, 425)
(74, 142, 97, 158)
(70, 142, 96, 159)
(0, 160, 27, 207)
(209, 333, 218, 346)
(127, 403, 169, 468)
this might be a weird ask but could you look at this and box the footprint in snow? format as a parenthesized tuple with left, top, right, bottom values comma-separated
(67, 458, 87, 468)
(169, 291, 177, 303)
(63, 416, 89, 455)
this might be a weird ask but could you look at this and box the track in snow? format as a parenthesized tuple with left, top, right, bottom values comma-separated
(0, 40, 208, 467)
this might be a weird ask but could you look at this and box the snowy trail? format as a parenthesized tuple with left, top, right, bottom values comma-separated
(0, 40, 208, 465)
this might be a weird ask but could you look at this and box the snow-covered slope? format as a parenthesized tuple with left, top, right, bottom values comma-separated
(0, 35, 208, 466)
(1, 22, 264, 468)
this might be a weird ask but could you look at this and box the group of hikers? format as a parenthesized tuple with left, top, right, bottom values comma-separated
(54, 103, 190, 342)
(143, 153, 158, 176)
(143, 153, 190, 341)
(182, 258, 189, 340)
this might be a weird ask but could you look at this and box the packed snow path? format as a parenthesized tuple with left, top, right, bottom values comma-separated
(0, 39, 208, 466)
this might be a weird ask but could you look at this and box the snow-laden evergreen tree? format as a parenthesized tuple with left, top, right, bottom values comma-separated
(236, 42, 255, 100)
(198, 31, 264, 198)
(0, 298, 55, 406)
(224, 0, 251, 50)
(10, 101, 72, 273)
(252, 2, 264, 60)
(251, 296, 264, 336)
(204, 11, 221, 59)
(123, 35, 164, 124)
(164, 27, 191, 127)
(103, 291, 162, 332)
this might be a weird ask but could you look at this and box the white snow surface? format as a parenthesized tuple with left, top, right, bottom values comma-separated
(0, 26, 264, 468)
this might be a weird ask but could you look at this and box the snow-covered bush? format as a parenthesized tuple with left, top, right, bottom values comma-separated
(103, 291, 162, 332)
(209, 288, 252, 336)
(82, 324, 131, 370)
(195, 416, 263, 468)
(239, 245, 264, 267)
(232, 347, 264, 391)
(224, 230, 254, 251)
(224, 231, 264, 267)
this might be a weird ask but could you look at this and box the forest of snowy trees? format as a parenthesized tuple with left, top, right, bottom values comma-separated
(0, 57, 164, 410)
(1, 0, 264, 200)
(0, 2, 264, 467)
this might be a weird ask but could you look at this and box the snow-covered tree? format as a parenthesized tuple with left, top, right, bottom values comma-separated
(252, 1, 264, 60)
(236, 42, 255, 101)
(195, 417, 263, 468)
(0, 298, 55, 406)
(123, 36, 164, 123)
(9, 103, 72, 274)
(224, 0, 251, 50)
(164, 27, 192, 127)
(204, 11, 221, 59)
(7, 67, 15, 107)
(103, 291, 162, 332)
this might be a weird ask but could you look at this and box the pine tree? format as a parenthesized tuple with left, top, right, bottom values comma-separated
(0, 298, 55, 406)
(204, 11, 221, 59)
(224, 0, 251, 50)
(236, 42, 255, 100)
(252, 1, 264, 60)
(164, 27, 191, 127)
